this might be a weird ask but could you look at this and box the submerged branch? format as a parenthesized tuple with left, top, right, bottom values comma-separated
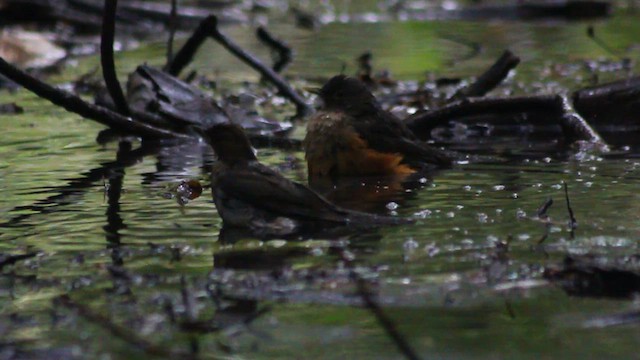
(405, 95, 564, 136)
(406, 94, 606, 147)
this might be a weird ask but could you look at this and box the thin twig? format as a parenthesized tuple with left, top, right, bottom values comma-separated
(167, 0, 178, 66)
(169, 16, 312, 116)
(207, 16, 311, 116)
(586, 25, 620, 59)
(101, 0, 129, 115)
(536, 197, 553, 219)
(164, 14, 208, 76)
(0, 56, 186, 139)
(256, 26, 293, 73)
(563, 181, 577, 237)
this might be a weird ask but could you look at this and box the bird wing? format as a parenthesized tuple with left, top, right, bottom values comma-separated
(352, 109, 452, 167)
(216, 164, 349, 223)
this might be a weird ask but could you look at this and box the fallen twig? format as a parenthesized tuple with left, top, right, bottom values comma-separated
(167, 16, 312, 117)
(405, 95, 564, 137)
(405, 93, 606, 147)
(101, 0, 129, 115)
(450, 50, 520, 101)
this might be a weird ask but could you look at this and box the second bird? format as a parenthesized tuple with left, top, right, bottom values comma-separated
(305, 75, 452, 180)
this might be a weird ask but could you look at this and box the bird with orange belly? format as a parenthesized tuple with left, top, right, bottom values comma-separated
(198, 123, 412, 237)
(305, 75, 452, 181)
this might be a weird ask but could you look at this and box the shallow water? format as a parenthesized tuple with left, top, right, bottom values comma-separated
(2, 4, 640, 359)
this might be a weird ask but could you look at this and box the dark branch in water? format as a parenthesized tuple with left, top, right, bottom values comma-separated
(450, 50, 520, 101)
(406, 94, 606, 147)
(0, 56, 184, 139)
(340, 250, 420, 360)
(406, 95, 564, 137)
(101, 0, 129, 115)
(54, 295, 195, 359)
(163, 12, 207, 76)
(572, 76, 640, 128)
(563, 181, 577, 236)
(256, 26, 293, 74)
(167, 16, 312, 117)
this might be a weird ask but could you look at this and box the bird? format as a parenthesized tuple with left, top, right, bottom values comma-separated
(198, 123, 411, 237)
(304, 75, 452, 181)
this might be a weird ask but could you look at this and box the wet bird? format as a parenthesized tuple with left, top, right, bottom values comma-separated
(199, 123, 410, 237)
(304, 75, 452, 180)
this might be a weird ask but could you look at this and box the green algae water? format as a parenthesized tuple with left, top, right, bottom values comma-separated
(2, 5, 640, 359)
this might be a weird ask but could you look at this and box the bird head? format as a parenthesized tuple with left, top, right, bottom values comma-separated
(318, 75, 376, 115)
(197, 123, 257, 166)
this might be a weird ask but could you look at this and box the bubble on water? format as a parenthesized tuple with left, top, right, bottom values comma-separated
(425, 242, 439, 257)
(446, 211, 455, 218)
(463, 185, 472, 191)
(403, 238, 419, 251)
(477, 213, 489, 223)
(386, 202, 399, 210)
(493, 185, 505, 191)
(518, 234, 531, 241)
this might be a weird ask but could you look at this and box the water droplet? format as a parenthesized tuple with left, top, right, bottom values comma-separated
(414, 209, 432, 218)
(386, 202, 399, 210)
